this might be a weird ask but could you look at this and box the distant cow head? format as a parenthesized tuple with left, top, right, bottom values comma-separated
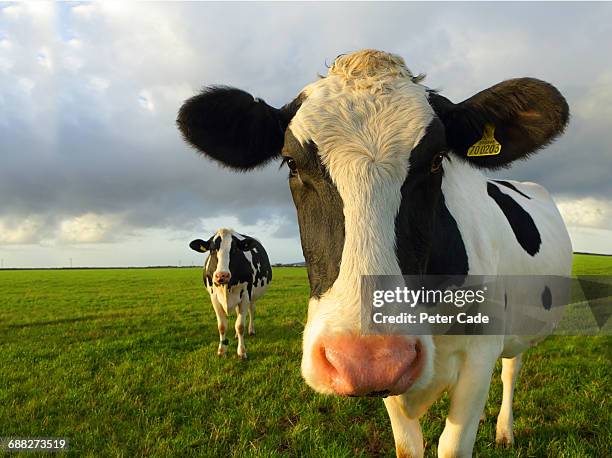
(178, 49, 568, 396)
(190, 228, 257, 286)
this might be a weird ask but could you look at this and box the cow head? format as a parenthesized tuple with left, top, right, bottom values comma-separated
(178, 50, 568, 396)
(190, 228, 257, 286)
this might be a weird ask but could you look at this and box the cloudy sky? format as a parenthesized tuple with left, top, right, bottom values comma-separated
(1, 2, 611, 268)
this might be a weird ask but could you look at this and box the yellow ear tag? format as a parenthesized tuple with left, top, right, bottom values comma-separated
(200, 245, 207, 251)
(467, 124, 501, 157)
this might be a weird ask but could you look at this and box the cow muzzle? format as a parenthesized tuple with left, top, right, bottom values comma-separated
(213, 271, 231, 285)
(308, 334, 423, 397)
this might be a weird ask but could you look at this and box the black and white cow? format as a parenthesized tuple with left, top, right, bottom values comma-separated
(189, 228, 272, 359)
(178, 50, 572, 457)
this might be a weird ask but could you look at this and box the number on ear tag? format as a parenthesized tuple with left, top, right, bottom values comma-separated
(467, 124, 501, 157)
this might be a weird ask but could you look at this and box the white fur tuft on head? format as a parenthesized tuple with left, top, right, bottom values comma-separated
(328, 49, 425, 93)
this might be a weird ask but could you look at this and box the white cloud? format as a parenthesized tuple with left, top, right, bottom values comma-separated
(37, 47, 53, 71)
(573, 72, 612, 120)
(89, 76, 110, 92)
(138, 89, 155, 112)
(58, 213, 120, 243)
(18, 2, 55, 22)
(0, 38, 13, 72)
(557, 197, 612, 230)
(16, 77, 35, 95)
(70, 4, 94, 19)
(0, 217, 45, 244)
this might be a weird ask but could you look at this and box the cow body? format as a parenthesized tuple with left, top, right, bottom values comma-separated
(190, 228, 272, 359)
(382, 161, 571, 455)
(178, 50, 571, 456)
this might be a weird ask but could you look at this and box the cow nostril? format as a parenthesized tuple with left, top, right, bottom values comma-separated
(366, 390, 391, 398)
(214, 272, 231, 284)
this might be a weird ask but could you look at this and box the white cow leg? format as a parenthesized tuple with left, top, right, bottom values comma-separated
(248, 301, 256, 336)
(384, 396, 424, 458)
(235, 302, 248, 359)
(211, 296, 228, 356)
(438, 354, 497, 458)
(496, 354, 523, 446)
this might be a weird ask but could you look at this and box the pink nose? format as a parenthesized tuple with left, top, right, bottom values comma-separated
(312, 335, 423, 396)
(214, 271, 231, 285)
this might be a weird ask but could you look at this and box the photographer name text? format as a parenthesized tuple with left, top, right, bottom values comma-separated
(372, 311, 490, 324)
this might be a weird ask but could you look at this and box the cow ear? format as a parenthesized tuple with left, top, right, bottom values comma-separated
(177, 86, 299, 171)
(189, 239, 210, 253)
(237, 238, 257, 252)
(429, 78, 569, 169)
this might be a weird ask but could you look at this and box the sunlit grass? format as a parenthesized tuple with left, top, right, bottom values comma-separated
(0, 258, 610, 457)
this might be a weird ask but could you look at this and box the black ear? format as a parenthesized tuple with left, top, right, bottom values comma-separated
(189, 239, 210, 253)
(428, 78, 569, 169)
(237, 237, 257, 252)
(177, 86, 300, 171)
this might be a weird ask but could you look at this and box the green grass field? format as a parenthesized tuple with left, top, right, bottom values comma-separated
(1, 256, 610, 457)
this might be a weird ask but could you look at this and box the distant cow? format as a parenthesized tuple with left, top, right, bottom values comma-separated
(189, 228, 272, 359)
(178, 50, 571, 456)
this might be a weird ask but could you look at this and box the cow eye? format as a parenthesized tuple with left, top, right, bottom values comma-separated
(431, 153, 446, 173)
(281, 156, 298, 177)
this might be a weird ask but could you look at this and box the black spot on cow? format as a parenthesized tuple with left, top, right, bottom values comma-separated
(492, 180, 532, 199)
(541, 286, 552, 310)
(487, 182, 541, 256)
(283, 131, 345, 299)
(427, 200, 470, 279)
(395, 120, 469, 281)
(225, 235, 271, 301)
(204, 254, 217, 287)
(249, 237, 272, 294)
(224, 238, 254, 288)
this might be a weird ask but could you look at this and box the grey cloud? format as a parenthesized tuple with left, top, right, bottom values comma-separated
(1, 2, 611, 252)
(271, 216, 300, 240)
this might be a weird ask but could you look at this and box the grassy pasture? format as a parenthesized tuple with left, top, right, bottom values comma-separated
(0, 256, 610, 457)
